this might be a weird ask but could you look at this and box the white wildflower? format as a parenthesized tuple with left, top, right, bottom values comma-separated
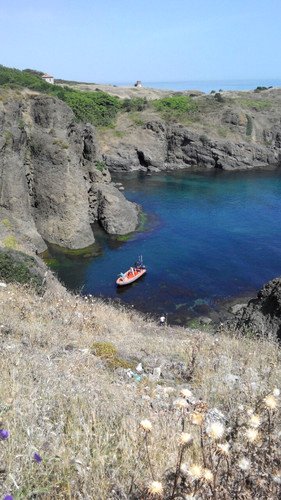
(238, 457, 251, 471)
(273, 388, 280, 397)
(179, 432, 193, 446)
(189, 464, 203, 480)
(140, 419, 152, 432)
(148, 481, 163, 495)
(173, 398, 188, 409)
(245, 428, 259, 443)
(217, 442, 230, 455)
(180, 388, 193, 399)
(206, 421, 225, 440)
(249, 414, 261, 428)
(264, 394, 278, 410)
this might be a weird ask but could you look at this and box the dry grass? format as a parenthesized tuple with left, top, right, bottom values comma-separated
(0, 276, 280, 499)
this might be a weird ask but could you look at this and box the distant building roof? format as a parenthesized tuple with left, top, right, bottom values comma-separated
(42, 74, 54, 78)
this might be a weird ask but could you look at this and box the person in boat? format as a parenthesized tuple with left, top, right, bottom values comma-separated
(119, 272, 125, 279)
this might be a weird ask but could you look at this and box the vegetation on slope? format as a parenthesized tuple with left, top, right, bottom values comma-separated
(0, 65, 121, 127)
(0, 278, 280, 499)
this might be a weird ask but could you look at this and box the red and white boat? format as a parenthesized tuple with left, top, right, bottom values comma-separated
(116, 257, 146, 286)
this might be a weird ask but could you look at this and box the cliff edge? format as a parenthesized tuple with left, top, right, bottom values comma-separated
(0, 89, 138, 252)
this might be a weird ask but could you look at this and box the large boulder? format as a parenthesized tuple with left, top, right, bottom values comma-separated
(92, 183, 139, 234)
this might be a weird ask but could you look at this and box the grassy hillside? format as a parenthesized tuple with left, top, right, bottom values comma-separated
(0, 65, 121, 127)
(0, 275, 280, 498)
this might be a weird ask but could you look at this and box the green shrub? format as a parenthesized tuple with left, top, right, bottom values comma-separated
(91, 341, 117, 358)
(0, 65, 121, 127)
(95, 160, 106, 172)
(214, 92, 224, 103)
(3, 235, 18, 249)
(91, 341, 134, 370)
(0, 249, 43, 290)
(246, 115, 253, 136)
(122, 97, 148, 112)
(152, 95, 197, 119)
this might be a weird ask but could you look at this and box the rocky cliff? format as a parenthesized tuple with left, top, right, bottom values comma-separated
(0, 89, 138, 252)
(231, 277, 281, 339)
(98, 88, 281, 172)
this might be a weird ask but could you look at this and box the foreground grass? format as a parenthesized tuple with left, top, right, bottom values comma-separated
(0, 278, 280, 499)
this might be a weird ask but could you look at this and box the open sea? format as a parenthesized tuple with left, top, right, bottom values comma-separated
(112, 79, 281, 93)
(46, 169, 281, 326)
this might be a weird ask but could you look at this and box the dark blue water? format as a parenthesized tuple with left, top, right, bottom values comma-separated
(47, 169, 281, 325)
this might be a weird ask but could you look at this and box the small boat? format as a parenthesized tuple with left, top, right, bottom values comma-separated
(116, 257, 146, 286)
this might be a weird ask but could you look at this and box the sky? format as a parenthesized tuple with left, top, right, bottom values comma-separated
(0, 0, 280, 83)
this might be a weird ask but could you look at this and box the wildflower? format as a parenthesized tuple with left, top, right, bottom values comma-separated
(33, 452, 42, 463)
(180, 388, 193, 399)
(147, 481, 163, 496)
(238, 457, 251, 471)
(140, 419, 152, 432)
(189, 464, 203, 480)
(273, 388, 280, 397)
(245, 428, 259, 443)
(179, 432, 193, 447)
(249, 414, 261, 428)
(173, 398, 188, 409)
(0, 429, 9, 440)
(203, 468, 214, 482)
(191, 412, 204, 425)
(180, 462, 189, 475)
(264, 394, 277, 410)
(217, 442, 230, 455)
(3, 496, 13, 500)
(206, 422, 225, 440)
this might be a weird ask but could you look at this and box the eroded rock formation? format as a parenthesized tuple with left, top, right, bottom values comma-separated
(0, 91, 139, 251)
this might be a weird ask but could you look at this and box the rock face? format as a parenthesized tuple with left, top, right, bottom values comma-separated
(231, 277, 281, 339)
(0, 91, 139, 251)
(102, 120, 281, 172)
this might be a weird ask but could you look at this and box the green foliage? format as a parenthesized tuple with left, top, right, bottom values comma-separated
(53, 139, 69, 149)
(91, 341, 117, 358)
(0, 65, 121, 127)
(246, 115, 253, 136)
(1, 218, 12, 229)
(0, 249, 43, 289)
(129, 112, 145, 126)
(254, 86, 272, 93)
(214, 92, 224, 103)
(152, 95, 197, 120)
(95, 160, 106, 171)
(3, 235, 18, 249)
(122, 97, 148, 112)
(91, 341, 134, 370)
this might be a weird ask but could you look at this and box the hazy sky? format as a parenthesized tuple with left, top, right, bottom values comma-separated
(1, 0, 280, 83)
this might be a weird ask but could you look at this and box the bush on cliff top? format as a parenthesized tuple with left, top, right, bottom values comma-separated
(0, 65, 121, 127)
(0, 249, 44, 290)
(152, 95, 197, 120)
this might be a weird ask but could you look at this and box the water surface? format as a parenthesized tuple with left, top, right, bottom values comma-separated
(47, 169, 281, 325)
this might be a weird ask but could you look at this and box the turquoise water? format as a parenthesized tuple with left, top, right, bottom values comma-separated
(48, 170, 281, 324)
(112, 79, 281, 93)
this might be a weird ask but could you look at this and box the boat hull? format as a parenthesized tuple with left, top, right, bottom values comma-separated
(116, 268, 146, 286)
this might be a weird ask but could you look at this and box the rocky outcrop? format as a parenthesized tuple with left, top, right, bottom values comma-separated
(0, 91, 139, 251)
(230, 277, 281, 339)
(102, 120, 281, 172)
